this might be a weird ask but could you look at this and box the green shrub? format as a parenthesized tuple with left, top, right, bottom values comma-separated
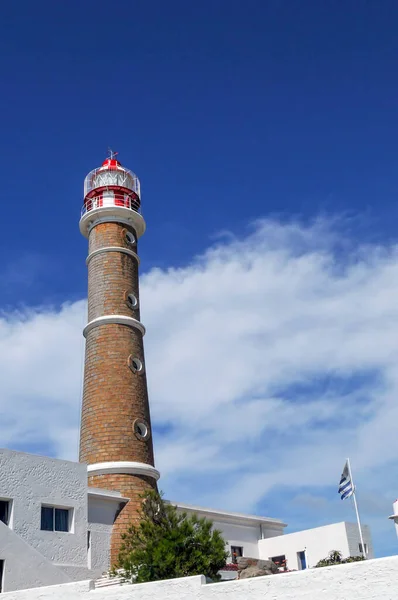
(315, 550, 365, 568)
(112, 490, 228, 583)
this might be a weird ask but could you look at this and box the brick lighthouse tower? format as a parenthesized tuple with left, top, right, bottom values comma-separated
(79, 152, 159, 563)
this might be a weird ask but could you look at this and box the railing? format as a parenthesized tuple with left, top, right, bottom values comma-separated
(81, 194, 141, 218)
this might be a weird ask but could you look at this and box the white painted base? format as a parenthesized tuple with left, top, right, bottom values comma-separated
(83, 315, 145, 337)
(86, 247, 140, 266)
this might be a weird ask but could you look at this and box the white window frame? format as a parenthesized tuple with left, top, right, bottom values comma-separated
(0, 498, 13, 528)
(40, 505, 74, 533)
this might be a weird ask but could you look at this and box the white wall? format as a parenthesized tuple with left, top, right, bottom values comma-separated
(0, 449, 116, 589)
(3, 555, 398, 600)
(0, 449, 88, 570)
(2, 580, 94, 600)
(88, 497, 120, 573)
(211, 521, 261, 560)
(0, 521, 71, 592)
(211, 520, 285, 561)
(258, 521, 373, 570)
(345, 522, 373, 558)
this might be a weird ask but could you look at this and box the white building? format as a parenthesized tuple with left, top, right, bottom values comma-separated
(0, 448, 374, 592)
(258, 521, 373, 570)
(176, 503, 373, 572)
(0, 449, 127, 592)
(174, 502, 287, 576)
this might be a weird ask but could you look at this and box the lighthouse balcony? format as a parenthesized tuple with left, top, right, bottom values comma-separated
(79, 191, 145, 239)
(81, 192, 141, 216)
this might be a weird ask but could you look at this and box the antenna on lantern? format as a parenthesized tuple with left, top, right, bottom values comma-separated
(107, 148, 119, 160)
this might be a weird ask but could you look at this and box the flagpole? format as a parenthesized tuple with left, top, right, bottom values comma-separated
(347, 458, 366, 559)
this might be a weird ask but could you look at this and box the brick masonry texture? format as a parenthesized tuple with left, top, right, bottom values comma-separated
(80, 221, 157, 561)
(87, 223, 140, 321)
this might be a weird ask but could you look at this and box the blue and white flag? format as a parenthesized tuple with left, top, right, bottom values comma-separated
(338, 461, 354, 500)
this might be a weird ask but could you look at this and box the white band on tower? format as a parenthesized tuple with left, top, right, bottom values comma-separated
(87, 461, 160, 481)
(86, 246, 140, 266)
(83, 315, 146, 337)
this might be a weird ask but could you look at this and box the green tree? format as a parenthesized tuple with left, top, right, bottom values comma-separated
(113, 490, 228, 583)
(315, 550, 365, 568)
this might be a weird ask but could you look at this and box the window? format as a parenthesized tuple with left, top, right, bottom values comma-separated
(125, 231, 136, 246)
(0, 560, 4, 593)
(359, 543, 368, 555)
(271, 555, 286, 570)
(41, 506, 71, 532)
(128, 356, 144, 374)
(0, 501, 10, 526)
(126, 293, 138, 309)
(231, 546, 243, 564)
(133, 419, 150, 441)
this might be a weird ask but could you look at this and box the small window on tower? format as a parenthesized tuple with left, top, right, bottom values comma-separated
(126, 293, 138, 309)
(128, 356, 144, 374)
(133, 419, 150, 441)
(125, 231, 136, 246)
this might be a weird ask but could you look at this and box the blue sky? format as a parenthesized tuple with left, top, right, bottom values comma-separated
(1, 0, 398, 559)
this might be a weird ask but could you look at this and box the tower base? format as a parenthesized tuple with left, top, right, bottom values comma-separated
(89, 473, 157, 565)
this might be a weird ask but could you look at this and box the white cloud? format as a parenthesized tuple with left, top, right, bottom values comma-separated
(1, 217, 398, 554)
(0, 302, 85, 456)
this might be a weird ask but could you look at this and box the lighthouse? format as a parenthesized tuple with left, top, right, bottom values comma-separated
(79, 152, 159, 563)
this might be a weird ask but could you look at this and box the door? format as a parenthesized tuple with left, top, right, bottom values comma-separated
(0, 560, 4, 592)
(298, 551, 307, 570)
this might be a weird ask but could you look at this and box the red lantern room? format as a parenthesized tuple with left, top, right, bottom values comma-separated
(80, 151, 145, 239)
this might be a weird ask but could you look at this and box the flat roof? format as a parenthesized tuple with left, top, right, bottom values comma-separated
(85, 488, 286, 527)
(169, 501, 287, 528)
(87, 487, 129, 502)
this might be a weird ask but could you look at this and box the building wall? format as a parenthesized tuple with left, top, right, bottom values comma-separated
(258, 521, 373, 570)
(3, 556, 398, 600)
(0, 521, 71, 592)
(345, 522, 374, 558)
(211, 521, 261, 559)
(0, 450, 117, 590)
(210, 520, 284, 560)
(87, 497, 120, 573)
(2, 580, 94, 600)
(0, 450, 89, 570)
(174, 505, 285, 563)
